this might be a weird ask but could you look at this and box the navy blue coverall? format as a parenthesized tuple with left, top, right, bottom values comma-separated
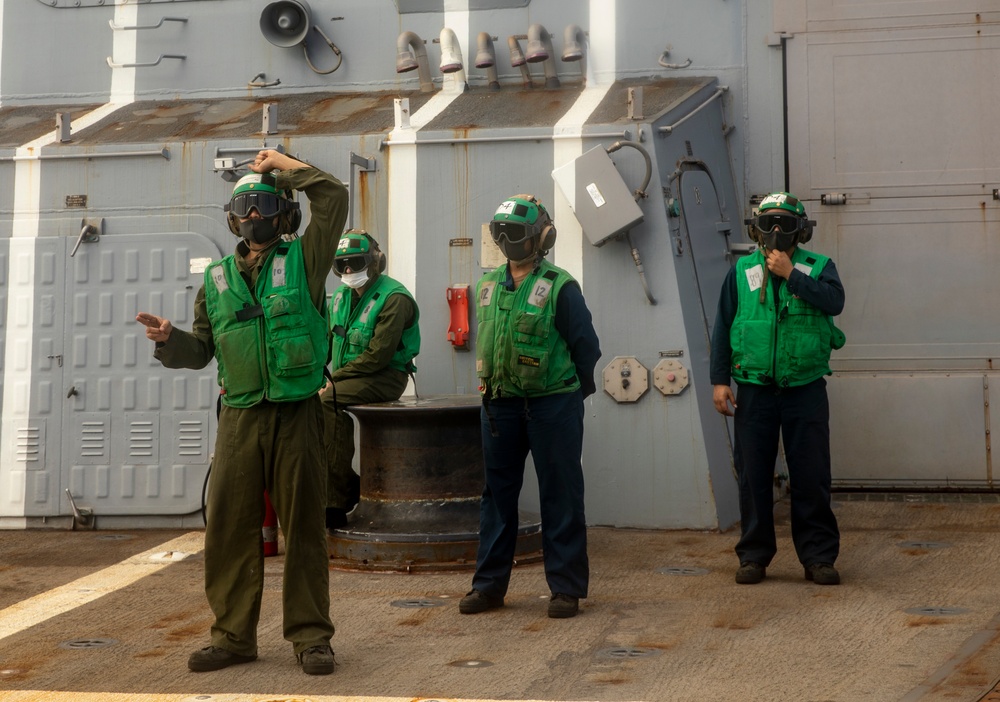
(473, 269, 601, 600)
(710, 257, 845, 568)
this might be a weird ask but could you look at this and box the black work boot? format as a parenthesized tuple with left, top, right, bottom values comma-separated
(804, 562, 841, 585)
(459, 589, 504, 614)
(547, 593, 579, 618)
(187, 646, 257, 672)
(735, 561, 766, 584)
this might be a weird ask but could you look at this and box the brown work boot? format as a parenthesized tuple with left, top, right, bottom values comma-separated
(297, 644, 335, 675)
(187, 646, 257, 672)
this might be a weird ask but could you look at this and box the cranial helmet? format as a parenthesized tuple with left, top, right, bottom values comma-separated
(489, 194, 557, 261)
(224, 172, 301, 237)
(333, 229, 386, 276)
(745, 191, 816, 247)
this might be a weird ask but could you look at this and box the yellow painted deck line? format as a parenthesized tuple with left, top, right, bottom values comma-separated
(0, 531, 205, 642)
(0, 694, 611, 702)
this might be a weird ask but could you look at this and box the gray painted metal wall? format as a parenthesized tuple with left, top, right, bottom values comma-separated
(778, 2, 1000, 488)
(3, 0, 994, 529)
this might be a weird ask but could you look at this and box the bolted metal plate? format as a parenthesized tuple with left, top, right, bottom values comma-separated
(653, 358, 690, 395)
(597, 646, 663, 659)
(904, 606, 970, 616)
(59, 638, 118, 650)
(390, 598, 446, 608)
(602, 356, 649, 403)
(898, 540, 951, 549)
(656, 565, 710, 576)
(448, 659, 494, 668)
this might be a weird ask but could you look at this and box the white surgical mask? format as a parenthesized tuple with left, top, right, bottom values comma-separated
(341, 270, 369, 289)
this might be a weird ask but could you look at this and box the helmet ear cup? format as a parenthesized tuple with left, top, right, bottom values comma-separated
(539, 220, 557, 252)
(798, 219, 817, 244)
(227, 212, 242, 236)
(286, 206, 302, 234)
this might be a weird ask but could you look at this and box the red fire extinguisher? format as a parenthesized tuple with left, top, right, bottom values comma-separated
(262, 490, 278, 557)
(447, 285, 470, 349)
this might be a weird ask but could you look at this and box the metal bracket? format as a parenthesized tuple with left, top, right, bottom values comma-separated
(351, 153, 377, 172)
(64, 489, 95, 530)
(658, 48, 692, 70)
(248, 73, 281, 89)
(108, 16, 187, 31)
(348, 152, 378, 229)
(71, 218, 102, 258)
(106, 54, 186, 69)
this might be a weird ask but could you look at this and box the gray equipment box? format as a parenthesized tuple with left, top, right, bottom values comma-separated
(552, 146, 645, 246)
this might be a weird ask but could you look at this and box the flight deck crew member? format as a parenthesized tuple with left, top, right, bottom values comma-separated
(322, 229, 420, 530)
(460, 194, 601, 619)
(136, 149, 347, 675)
(710, 191, 846, 586)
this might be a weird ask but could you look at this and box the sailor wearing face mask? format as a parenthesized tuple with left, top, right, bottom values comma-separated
(710, 191, 847, 587)
(322, 230, 420, 531)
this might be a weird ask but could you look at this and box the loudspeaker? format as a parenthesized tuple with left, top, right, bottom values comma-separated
(260, 0, 312, 48)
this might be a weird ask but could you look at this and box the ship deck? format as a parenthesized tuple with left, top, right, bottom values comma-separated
(2, 495, 1000, 702)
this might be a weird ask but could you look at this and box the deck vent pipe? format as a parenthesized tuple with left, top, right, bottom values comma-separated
(525, 24, 559, 88)
(475, 32, 501, 91)
(507, 35, 532, 88)
(561, 24, 587, 85)
(396, 31, 434, 93)
(438, 27, 468, 92)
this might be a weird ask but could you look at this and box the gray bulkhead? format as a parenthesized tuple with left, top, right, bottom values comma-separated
(0, 0, 750, 530)
(2, 0, 993, 530)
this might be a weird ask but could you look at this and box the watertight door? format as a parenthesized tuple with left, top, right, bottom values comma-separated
(61, 232, 221, 518)
(0, 237, 66, 518)
(781, 3, 1000, 487)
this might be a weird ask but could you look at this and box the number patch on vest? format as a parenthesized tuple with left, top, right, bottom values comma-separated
(745, 264, 764, 292)
(527, 279, 553, 308)
(479, 281, 496, 307)
(271, 256, 287, 288)
(210, 266, 229, 294)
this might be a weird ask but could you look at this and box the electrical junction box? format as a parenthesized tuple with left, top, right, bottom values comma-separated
(552, 145, 645, 247)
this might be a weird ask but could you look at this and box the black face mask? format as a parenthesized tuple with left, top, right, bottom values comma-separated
(762, 230, 798, 252)
(239, 218, 279, 245)
(498, 236, 537, 263)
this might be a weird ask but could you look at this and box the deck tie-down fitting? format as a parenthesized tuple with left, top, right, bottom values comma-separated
(64, 488, 95, 530)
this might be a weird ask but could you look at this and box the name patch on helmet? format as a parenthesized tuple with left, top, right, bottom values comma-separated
(517, 354, 541, 368)
(495, 201, 517, 216)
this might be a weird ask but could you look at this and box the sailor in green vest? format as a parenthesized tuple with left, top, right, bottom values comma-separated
(710, 191, 846, 587)
(321, 229, 420, 530)
(136, 150, 346, 675)
(460, 194, 601, 620)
